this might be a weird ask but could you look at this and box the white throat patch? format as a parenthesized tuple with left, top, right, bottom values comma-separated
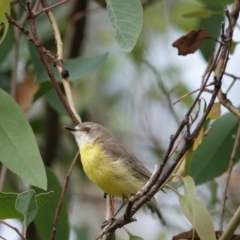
(72, 129, 93, 149)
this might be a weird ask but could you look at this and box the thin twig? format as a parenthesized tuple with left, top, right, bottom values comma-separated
(6, 12, 80, 125)
(0, 220, 26, 240)
(40, 0, 81, 123)
(216, 1, 240, 119)
(219, 204, 240, 240)
(173, 82, 214, 105)
(142, 59, 180, 126)
(98, 12, 226, 235)
(219, 120, 240, 231)
(0, 235, 7, 240)
(32, 0, 41, 13)
(102, 195, 115, 240)
(51, 151, 79, 240)
(34, 0, 69, 17)
(224, 72, 240, 80)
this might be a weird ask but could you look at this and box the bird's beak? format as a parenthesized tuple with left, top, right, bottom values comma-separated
(64, 126, 77, 131)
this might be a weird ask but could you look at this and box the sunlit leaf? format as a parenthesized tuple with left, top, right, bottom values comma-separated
(230, 40, 239, 54)
(182, 9, 222, 19)
(106, 0, 143, 52)
(193, 127, 204, 150)
(0, 89, 47, 190)
(207, 102, 221, 120)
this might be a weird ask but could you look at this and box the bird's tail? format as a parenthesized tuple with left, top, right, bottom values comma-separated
(146, 197, 166, 225)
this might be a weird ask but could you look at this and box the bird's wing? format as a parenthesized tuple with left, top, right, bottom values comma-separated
(102, 138, 152, 180)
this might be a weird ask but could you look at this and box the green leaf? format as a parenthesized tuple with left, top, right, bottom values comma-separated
(170, 2, 202, 32)
(181, 176, 196, 221)
(198, 5, 224, 61)
(0, 25, 14, 64)
(178, 176, 216, 240)
(190, 110, 240, 185)
(33, 81, 53, 102)
(0, 191, 53, 219)
(0, 89, 47, 190)
(207, 102, 221, 120)
(106, 0, 143, 52)
(38, 53, 108, 82)
(182, 9, 222, 19)
(0, 0, 10, 44)
(33, 168, 70, 240)
(129, 235, 144, 240)
(0, 192, 22, 219)
(28, 42, 46, 81)
(194, 199, 216, 240)
(45, 88, 68, 115)
(36, 192, 53, 208)
(15, 190, 38, 227)
(230, 40, 239, 55)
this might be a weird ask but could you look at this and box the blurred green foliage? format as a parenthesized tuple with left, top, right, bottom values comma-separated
(0, 0, 239, 239)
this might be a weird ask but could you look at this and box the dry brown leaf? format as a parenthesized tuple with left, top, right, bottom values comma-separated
(172, 230, 240, 240)
(16, 74, 39, 112)
(172, 28, 209, 56)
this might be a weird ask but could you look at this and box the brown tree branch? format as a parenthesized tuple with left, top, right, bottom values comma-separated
(216, 1, 240, 119)
(6, 12, 80, 125)
(97, 2, 239, 236)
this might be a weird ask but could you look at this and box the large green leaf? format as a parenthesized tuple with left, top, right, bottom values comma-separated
(33, 168, 69, 240)
(0, 192, 22, 219)
(38, 53, 108, 82)
(190, 110, 240, 185)
(0, 191, 53, 219)
(106, 0, 143, 52)
(0, 89, 47, 190)
(178, 176, 216, 240)
(0, 0, 10, 44)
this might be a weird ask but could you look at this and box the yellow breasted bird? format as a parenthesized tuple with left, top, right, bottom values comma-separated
(65, 122, 164, 221)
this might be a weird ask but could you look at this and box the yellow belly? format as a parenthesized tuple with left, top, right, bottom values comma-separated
(80, 143, 145, 198)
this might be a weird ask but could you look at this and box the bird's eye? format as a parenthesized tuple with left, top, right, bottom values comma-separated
(84, 127, 90, 133)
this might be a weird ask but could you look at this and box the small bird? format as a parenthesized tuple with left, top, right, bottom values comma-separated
(65, 122, 163, 220)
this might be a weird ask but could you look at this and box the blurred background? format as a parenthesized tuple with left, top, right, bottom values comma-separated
(1, 0, 240, 239)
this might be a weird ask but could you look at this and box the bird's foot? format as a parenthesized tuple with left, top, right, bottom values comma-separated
(123, 212, 137, 223)
(101, 217, 115, 229)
